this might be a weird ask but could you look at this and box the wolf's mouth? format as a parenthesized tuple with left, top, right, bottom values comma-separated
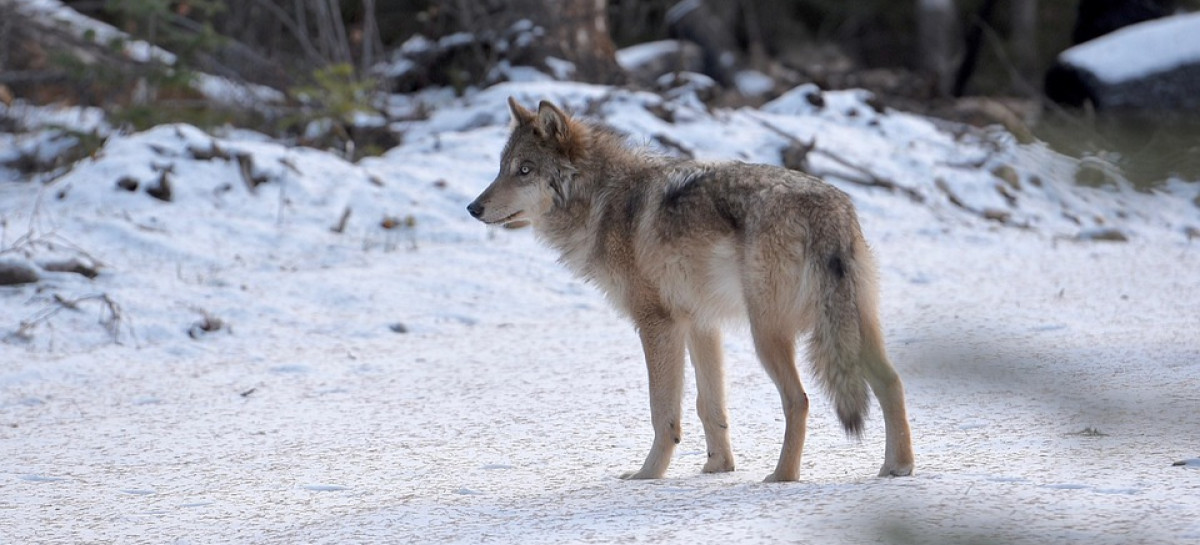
(486, 211, 525, 225)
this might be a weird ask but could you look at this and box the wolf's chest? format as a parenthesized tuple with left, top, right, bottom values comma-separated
(578, 232, 747, 325)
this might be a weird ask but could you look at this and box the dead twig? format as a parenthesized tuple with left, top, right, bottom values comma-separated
(9, 292, 130, 345)
(330, 206, 352, 234)
(188, 309, 226, 339)
(1, 184, 106, 268)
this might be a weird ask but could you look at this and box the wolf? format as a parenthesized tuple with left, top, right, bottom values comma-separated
(468, 97, 914, 482)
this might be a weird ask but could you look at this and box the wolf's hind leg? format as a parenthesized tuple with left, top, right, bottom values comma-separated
(861, 311, 915, 477)
(689, 326, 735, 473)
(620, 316, 686, 480)
(750, 320, 809, 482)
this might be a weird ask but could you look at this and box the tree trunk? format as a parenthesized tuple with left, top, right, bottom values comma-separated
(1010, 0, 1038, 96)
(402, 0, 624, 87)
(953, 0, 999, 97)
(521, 0, 624, 84)
(916, 0, 960, 97)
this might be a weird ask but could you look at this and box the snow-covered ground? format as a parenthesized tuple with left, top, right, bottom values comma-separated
(2, 80, 1199, 544)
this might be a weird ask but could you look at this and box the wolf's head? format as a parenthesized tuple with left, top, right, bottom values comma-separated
(467, 97, 585, 227)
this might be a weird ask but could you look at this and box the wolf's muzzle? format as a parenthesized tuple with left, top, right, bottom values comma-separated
(467, 201, 484, 219)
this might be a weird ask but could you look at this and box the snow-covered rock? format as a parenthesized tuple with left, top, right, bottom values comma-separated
(1047, 12, 1200, 111)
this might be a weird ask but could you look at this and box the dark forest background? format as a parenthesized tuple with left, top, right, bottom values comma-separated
(2, 0, 1197, 182)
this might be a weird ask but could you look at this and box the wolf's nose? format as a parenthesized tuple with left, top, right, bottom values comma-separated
(467, 201, 484, 219)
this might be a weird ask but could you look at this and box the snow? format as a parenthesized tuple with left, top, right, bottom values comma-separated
(378, 56, 417, 79)
(437, 33, 473, 49)
(400, 35, 435, 56)
(192, 75, 286, 108)
(0, 100, 109, 134)
(0, 101, 111, 183)
(1059, 12, 1200, 84)
(616, 40, 688, 70)
(3, 80, 1200, 543)
(734, 70, 775, 97)
(488, 61, 558, 84)
(544, 57, 577, 81)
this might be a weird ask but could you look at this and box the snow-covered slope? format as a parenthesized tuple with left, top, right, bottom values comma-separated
(2, 0, 283, 107)
(2, 80, 1199, 544)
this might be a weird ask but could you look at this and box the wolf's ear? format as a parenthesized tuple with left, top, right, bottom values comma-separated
(507, 96, 535, 126)
(534, 100, 571, 144)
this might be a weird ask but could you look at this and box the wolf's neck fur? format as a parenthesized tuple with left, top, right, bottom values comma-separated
(533, 122, 656, 271)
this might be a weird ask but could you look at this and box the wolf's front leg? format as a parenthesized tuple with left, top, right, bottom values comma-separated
(620, 315, 686, 480)
(689, 326, 735, 473)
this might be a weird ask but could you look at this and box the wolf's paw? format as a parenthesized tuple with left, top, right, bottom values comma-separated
(702, 454, 735, 474)
(619, 469, 662, 480)
(878, 462, 914, 477)
(762, 471, 799, 483)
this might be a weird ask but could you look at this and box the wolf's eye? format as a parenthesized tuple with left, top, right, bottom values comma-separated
(518, 164, 532, 176)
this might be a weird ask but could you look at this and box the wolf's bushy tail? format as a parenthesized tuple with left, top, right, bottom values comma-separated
(807, 242, 872, 436)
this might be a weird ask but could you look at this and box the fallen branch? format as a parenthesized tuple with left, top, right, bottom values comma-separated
(749, 114, 925, 203)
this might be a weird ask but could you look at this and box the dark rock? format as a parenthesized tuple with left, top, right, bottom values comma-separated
(0, 257, 40, 285)
(1077, 228, 1129, 242)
